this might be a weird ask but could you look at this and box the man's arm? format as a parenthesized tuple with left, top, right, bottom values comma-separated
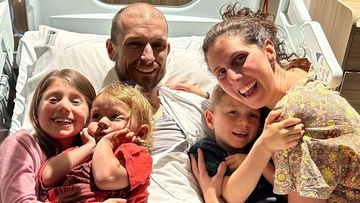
(167, 83, 210, 99)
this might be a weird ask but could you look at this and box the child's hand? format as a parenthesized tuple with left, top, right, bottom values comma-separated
(102, 198, 127, 203)
(100, 128, 136, 150)
(260, 110, 304, 153)
(225, 154, 247, 172)
(190, 148, 227, 203)
(81, 128, 96, 145)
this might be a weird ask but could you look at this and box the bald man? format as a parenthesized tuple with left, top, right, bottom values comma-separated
(104, 3, 211, 202)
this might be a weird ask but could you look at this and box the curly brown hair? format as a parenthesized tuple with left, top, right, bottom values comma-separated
(203, 2, 289, 64)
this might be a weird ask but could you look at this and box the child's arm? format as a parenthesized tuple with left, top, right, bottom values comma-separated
(225, 153, 275, 185)
(102, 198, 127, 203)
(92, 128, 134, 190)
(222, 110, 304, 203)
(225, 153, 246, 172)
(41, 129, 96, 187)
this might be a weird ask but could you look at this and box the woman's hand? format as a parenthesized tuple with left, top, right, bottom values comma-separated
(190, 148, 226, 203)
(167, 83, 210, 99)
(259, 110, 304, 153)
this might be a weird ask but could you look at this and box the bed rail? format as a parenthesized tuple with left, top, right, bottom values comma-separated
(275, 0, 342, 89)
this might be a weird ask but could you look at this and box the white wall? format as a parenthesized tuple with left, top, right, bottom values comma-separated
(24, 0, 262, 36)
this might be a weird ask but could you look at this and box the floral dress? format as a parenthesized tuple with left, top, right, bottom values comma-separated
(273, 67, 360, 202)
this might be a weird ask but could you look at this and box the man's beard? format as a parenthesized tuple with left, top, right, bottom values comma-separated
(122, 79, 155, 93)
(115, 62, 164, 93)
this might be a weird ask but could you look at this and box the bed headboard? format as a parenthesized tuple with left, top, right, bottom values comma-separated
(24, 0, 261, 37)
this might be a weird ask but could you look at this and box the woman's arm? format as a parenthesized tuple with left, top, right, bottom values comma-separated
(41, 129, 96, 187)
(222, 110, 304, 202)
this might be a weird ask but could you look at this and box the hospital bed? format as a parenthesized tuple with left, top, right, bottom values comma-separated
(0, 0, 16, 133)
(0, 0, 343, 201)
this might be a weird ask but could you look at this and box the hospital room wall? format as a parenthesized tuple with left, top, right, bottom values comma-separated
(99, 0, 281, 11)
(10, 0, 27, 50)
(8, 0, 281, 50)
(100, 0, 191, 6)
(10, 0, 281, 33)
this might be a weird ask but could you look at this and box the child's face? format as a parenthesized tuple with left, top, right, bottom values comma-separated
(38, 78, 90, 148)
(206, 94, 261, 152)
(87, 95, 141, 142)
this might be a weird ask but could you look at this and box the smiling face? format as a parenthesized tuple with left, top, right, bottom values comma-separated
(37, 78, 90, 148)
(206, 92, 261, 152)
(107, 4, 169, 92)
(207, 36, 275, 108)
(206, 36, 277, 109)
(87, 95, 142, 142)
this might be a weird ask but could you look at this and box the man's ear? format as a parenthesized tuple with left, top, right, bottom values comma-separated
(136, 124, 150, 139)
(167, 42, 171, 55)
(106, 39, 116, 61)
(264, 39, 276, 62)
(205, 109, 215, 130)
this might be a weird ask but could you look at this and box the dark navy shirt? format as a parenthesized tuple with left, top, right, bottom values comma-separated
(189, 137, 287, 203)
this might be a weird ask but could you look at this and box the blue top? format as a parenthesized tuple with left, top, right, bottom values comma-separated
(189, 137, 287, 203)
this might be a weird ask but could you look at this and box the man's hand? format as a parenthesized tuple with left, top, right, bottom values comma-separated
(167, 83, 209, 99)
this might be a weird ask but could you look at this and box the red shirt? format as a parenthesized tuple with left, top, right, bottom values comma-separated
(41, 143, 152, 203)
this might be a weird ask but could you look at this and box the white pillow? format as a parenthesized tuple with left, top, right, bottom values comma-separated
(160, 49, 216, 92)
(11, 25, 216, 133)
